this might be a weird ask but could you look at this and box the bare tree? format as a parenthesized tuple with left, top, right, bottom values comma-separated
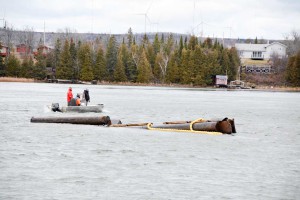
(270, 52, 288, 73)
(283, 30, 300, 56)
(2, 24, 14, 59)
(15, 26, 35, 55)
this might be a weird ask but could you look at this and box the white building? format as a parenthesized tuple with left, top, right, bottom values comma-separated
(235, 42, 287, 60)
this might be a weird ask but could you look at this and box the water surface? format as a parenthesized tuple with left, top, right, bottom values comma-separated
(0, 82, 299, 199)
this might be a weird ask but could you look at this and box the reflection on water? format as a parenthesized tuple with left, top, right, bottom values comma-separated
(0, 82, 300, 199)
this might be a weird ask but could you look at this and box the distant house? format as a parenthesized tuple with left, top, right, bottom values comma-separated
(235, 42, 287, 60)
(33, 45, 53, 57)
(235, 42, 287, 74)
(0, 44, 8, 57)
(16, 44, 32, 55)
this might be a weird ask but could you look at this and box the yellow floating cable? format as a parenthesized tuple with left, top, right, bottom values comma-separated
(146, 118, 223, 135)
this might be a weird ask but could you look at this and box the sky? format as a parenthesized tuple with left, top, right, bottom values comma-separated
(0, 0, 299, 40)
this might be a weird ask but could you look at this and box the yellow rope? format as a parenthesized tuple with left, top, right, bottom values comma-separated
(146, 118, 223, 135)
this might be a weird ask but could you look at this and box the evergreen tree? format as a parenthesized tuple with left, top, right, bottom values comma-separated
(142, 34, 149, 47)
(179, 48, 192, 84)
(165, 34, 174, 55)
(193, 45, 206, 85)
(69, 38, 78, 79)
(119, 42, 133, 81)
(20, 56, 34, 78)
(127, 27, 133, 49)
(94, 45, 107, 81)
(56, 39, 72, 79)
(295, 51, 300, 86)
(78, 43, 94, 81)
(0, 52, 5, 76)
(213, 39, 218, 49)
(166, 51, 180, 83)
(229, 47, 240, 80)
(106, 35, 118, 80)
(136, 49, 152, 83)
(160, 33, 165, 44)
(34, 47, 47, 80)
(178, 36, 184, 57)
(126, 44, 138, 82)
(114, 47, 127, 82)
(220, 48, 231, 78)
(6, 54, 21, 77)
(19, 58, 28, 78)
(153, 52, 163, 82)
(184, 36, 188, 49)
(286, 50, 300, 86)
(146, 43, 155, 71)
(153, 33, 160, 55)
(285, 55, 296, 84)
(188, 36, 197, 50)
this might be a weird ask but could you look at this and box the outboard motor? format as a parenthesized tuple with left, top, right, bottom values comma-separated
(51, 103, 61, 112)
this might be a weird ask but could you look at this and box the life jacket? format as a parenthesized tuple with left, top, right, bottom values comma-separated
(76, 98, 81, 106)
(67, 89, 73, 102)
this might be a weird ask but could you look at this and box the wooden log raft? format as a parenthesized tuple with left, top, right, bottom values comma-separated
(31, 116, 111, 125)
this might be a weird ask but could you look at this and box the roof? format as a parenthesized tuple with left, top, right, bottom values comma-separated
(235, 42, 286, 52)
(266, 41, 287, 48)
(235, 43, 267, 52)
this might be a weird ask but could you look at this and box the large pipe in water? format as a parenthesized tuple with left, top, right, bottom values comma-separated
(31, 116, 111, 125)
(150, 120, 233, 134)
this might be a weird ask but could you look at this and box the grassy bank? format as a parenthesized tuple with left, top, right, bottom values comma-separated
(0, 77, 35, 82)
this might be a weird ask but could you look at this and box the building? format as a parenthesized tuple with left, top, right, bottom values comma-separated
(235, 42, 287, 74)
(214, 75, 228, 87)
(235, 42, 287, 60)
(33, 45, 53, 57)
(16, 44, 32, 55)
(0, 44, 8, 57)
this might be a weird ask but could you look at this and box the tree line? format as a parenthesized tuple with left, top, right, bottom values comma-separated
(0, 28, 241, 86)
(1, 28, 299, 86)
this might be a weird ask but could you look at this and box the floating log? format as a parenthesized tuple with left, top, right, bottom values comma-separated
(31, 116, 111, 125)
(149, 118, 234, 134)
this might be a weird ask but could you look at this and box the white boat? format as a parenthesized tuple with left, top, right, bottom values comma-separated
(51, 103, 104, 113)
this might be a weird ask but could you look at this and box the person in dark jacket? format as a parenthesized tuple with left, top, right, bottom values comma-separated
(82, 89, 90, 106)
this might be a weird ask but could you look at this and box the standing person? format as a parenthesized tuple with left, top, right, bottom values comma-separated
(82, 88, 90, 106)
(67, 87, 73, 106)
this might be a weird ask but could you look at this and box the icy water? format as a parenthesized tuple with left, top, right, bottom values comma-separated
(0, 82, 299, 200)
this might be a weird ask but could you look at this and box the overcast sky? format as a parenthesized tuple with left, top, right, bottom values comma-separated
(1, 0, 299, 40)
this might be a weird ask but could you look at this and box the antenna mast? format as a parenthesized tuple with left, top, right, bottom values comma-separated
(43, 21, 46, 46)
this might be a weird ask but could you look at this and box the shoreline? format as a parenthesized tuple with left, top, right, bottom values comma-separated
(1, 77, 299, 92)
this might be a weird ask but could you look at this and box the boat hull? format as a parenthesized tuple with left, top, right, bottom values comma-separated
(60, 104, 104, 113)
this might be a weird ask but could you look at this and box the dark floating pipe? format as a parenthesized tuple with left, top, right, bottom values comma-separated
(31, 116, 111, 126)
(153, 118, 235, 134)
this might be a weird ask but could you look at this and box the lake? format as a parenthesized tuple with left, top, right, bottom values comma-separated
(0, 82, 299, 200)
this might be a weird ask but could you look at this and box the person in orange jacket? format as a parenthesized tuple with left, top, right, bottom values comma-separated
(75, 94, 81, 106)
(67, 87, 73, 106)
